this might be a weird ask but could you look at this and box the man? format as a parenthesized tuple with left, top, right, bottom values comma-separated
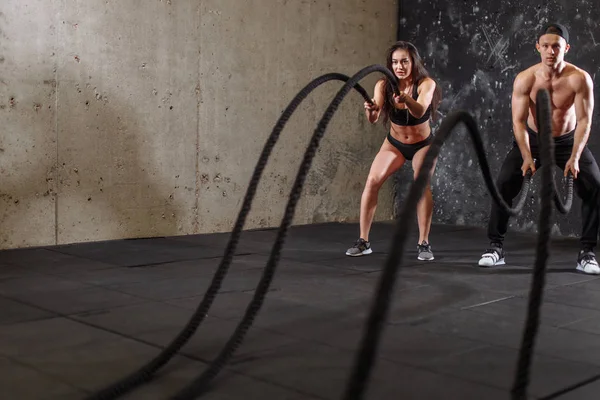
(478, 23, 600, 275)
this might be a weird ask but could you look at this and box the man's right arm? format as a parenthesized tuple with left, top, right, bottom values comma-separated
(511, 71, 535, 173)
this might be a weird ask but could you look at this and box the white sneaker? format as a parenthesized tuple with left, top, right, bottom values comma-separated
(576, 251, 600, 275)
(478, 246, 505, 267)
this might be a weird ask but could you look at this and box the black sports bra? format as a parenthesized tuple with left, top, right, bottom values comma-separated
(389, 79, 432, 126)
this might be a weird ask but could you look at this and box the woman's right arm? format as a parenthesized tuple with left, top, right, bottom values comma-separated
(365, 79, 385, 124)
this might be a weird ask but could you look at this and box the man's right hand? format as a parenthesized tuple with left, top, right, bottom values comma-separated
(521, 157, 536, 176)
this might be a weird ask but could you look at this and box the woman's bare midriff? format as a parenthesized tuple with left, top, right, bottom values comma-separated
(389, 121, 431, 144)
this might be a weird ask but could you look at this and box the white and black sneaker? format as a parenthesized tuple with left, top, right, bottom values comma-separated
(345, 238, 372, 257)
(478, 244, 505, 267)
(576, 250, 600, 275)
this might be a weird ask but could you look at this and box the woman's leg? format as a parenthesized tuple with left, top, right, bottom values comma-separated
(360, 141, 406, 239)
(411, 145, 437, 247)
(346, 140, 406, 256)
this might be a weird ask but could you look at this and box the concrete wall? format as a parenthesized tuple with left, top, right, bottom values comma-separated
(0, 0, 398, 249)
(395, 0, 600, 239)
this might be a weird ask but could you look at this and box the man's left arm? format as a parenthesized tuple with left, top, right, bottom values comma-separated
(567, 71, 595, 178)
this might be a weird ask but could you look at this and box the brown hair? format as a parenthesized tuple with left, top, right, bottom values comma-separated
(379, 41, 442, 124)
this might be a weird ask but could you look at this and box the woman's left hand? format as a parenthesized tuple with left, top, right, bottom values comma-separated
(393, 92, 409, 104)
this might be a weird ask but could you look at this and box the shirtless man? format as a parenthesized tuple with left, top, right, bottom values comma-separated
(478, 23, 600, 275)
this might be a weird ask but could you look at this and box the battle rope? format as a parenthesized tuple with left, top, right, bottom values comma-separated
(342, 89, 573, 400)
(168, 64, 404, 400)
(553, 166, 574, 214)
(86, 64, 566, 400)
(169, 64, 539, 399)
(511, 89, 558, 399)
(85, 72, 375, 400)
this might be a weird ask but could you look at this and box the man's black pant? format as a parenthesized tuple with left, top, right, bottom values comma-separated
(488, 126, 600, 250)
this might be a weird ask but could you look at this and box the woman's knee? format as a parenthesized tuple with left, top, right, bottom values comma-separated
(365, 174, 385, 192)
(419, 183, 433, 196)
(412, 154, 437, 179)
(413, 163, 437, 181)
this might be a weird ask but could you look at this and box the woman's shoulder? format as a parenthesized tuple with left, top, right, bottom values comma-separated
(418, 76, 436, 87)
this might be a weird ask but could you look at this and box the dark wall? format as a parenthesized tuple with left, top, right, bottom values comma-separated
(393, 0, 600, 239)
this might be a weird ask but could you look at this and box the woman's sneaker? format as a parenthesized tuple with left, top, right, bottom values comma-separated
(478, 244, 505, 267)
(417, 241, 434, 260)
(345, 238, 372, 257)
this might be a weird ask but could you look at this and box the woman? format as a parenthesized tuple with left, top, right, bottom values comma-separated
(345, 41, 442, 260)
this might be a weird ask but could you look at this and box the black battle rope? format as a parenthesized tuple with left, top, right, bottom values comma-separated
(510, 89, 556, 399)
(85, 72, 374, 400)
(343, 90, 573, 400)
(553, 167, 574, 214)
(87, 63, 558, 400)
(168, 64, 403, 400)
(170, 62, 541, 399)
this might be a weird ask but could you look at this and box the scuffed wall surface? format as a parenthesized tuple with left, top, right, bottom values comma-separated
(55, 0, 200, 243)
(0, 0, 398, 249)
(194, 0, 399, 234)
(0, 1, 58, 248)
(395, 0, 600, 239)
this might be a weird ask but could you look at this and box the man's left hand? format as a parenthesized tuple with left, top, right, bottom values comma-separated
(565, 157, 579, 179)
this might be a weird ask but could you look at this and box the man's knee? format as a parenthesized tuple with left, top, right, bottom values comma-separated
(496, 151, 524, 190)
(575, 177, 600, 202)
(496, 171, 524, 198)
(575, 165, 600, 199)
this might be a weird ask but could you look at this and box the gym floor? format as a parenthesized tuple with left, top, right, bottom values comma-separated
(1, 221, 599, 399)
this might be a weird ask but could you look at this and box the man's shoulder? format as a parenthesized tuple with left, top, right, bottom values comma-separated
(565, 63, 592, 83)
(513, 66, 537, 91)
(515, 64, 538, 79)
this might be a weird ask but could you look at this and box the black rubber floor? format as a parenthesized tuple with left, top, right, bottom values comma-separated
(1, 221, 599, 399)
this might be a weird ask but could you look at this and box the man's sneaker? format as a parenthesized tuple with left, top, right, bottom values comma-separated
(478, 244, 505, 267)
(345, 238, 372, 257)
(576, 250, 600, 275)
(417, 241, 434, 260)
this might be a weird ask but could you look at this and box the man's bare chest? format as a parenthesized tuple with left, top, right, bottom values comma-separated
(530, 79, 575, 110)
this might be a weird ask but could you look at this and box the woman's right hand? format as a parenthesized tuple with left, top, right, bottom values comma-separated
(364, 99, 378, 113)
(364, 99, 379, 123)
